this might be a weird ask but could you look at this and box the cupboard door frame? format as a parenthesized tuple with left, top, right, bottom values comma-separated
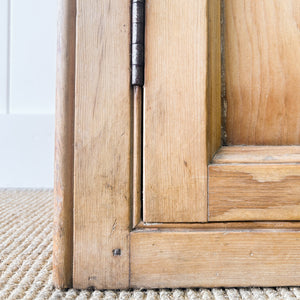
(53, 0, 300, 290)
(141, 0, 220, 223)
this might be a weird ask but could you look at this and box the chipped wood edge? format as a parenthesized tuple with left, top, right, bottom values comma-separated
(53, 0, 76, 288)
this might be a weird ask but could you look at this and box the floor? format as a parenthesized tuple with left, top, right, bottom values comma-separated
(1, 189, 300, 300)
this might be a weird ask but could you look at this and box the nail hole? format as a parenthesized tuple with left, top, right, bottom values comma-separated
(112, 248, 121, 256)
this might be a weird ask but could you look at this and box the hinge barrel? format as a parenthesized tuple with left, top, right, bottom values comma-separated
(131, 0, 145, 86)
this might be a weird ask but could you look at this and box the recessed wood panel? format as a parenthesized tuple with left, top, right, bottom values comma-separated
(143, 0, 220, 223)
(73, 0, 131, 289)
(131, 231, 300, 288)
(225, 0, 300, 145)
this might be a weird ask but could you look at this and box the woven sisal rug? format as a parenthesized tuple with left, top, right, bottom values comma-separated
(0, 189, 300, 299)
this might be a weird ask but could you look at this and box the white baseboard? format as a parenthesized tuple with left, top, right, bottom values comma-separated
(0, 114, 54, 188)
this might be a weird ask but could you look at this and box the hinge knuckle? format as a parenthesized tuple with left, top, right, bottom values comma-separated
(131, 0, 145, 86)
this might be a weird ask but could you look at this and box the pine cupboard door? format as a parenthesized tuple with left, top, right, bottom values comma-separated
(208, 0, 300, 221)
(53, 0, 300, 290)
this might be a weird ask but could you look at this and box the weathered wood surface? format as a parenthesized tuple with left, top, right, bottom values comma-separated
(73, 0, 131, 289)
(213, 146, 300, 164)
(53, 0, 76, 288)
(209, 163, 300, 221)
(136, 221, 300, 230)
(225, 0, 300, 145)
(143, 0, 219, 222)
(131, 231, 300, 288)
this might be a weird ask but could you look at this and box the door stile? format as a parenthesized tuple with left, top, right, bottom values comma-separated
(73, 0, 132, 289)
(142, 0, 221, 223)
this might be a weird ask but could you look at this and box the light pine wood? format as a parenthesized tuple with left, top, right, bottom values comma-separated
(225, 0, 300, 145)
(60, 0, 300, 290)
(213, 146, 300, 164)
(143, 0, 210, 222)
(53, 0, 76, 288)
(130, 231, 300, 288)
(133, 86, 142, 228)
(207, 0, 222, 162)
(209, 164, 300, 221)
(73, 0, 131, 289)
(136, 221, 300, 230)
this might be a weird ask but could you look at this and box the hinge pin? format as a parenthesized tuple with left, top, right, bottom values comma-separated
(131, 0, 145, 86)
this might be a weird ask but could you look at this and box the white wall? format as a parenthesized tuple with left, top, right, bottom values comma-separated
(0, 0, 57, 187)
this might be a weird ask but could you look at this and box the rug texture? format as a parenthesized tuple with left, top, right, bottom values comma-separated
(0, 189, 300, 300)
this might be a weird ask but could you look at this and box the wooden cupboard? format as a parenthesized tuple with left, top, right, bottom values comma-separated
(53, 0, 300, 289)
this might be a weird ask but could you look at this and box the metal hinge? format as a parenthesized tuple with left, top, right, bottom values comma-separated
(131, 0, 145, 86)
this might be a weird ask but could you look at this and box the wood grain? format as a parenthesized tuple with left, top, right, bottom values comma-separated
(225, 0, 300, 145)
(133, 86, 142, 228)
(213, 146, 300, 164)
(53, 0, 76, 288)
(136, 221, 300, 230)
(130, 231, 300, 288)
(209, 164, 300, 221)
(73, 0, 131, 289)
(143, 0, 209, 222)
